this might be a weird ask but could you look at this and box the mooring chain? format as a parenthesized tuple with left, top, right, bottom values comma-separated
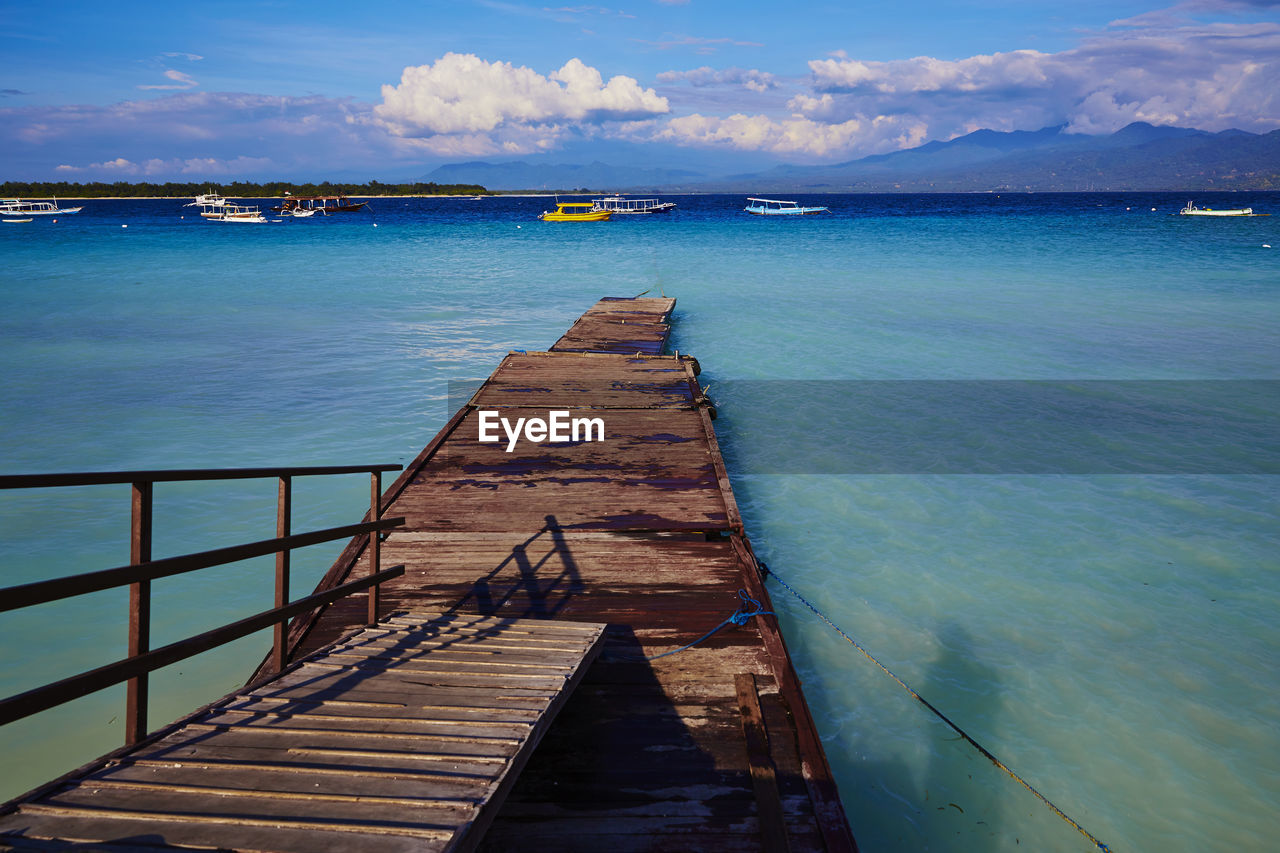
(758, 561, 1112, 853)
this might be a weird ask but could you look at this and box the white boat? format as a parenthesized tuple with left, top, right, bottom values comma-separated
(207, 203, 268, 223)
(0, 198, 83, 216)
(744, 197, 828, 215)
(3, 218, 33, 223)
(1179, 201, 1258, 217)
(185, 193, 231, 219)
(185, 192, 227, 208)
(287, 208, 318, 218)
(592, 196, 677, 214)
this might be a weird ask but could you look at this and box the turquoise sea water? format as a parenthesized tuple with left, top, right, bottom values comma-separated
(2, 193, 1277, 851)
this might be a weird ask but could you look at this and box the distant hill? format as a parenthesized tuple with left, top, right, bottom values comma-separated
(428, 123, 1280, 192)
(424, 160, 705, 192)
(713, 123, 1280, 192)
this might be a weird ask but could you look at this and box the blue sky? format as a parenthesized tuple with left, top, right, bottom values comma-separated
(3, 0, 1277, 181)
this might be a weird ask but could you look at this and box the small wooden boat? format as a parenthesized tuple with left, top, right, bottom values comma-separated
(0, 198, 83, 216)
(208, 203, 268, 223)
(271, 196, 368, 214)
(185, 192, 227, 208)
(1179, 201, 1262, 217)
(592, 196, 677, 214)
(745, 197, 828, 215)
(184, 193, 232, 219)
(3, 218, 34, 223)
(539, 202, 611, 222)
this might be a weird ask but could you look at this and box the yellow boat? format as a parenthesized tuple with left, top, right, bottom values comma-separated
(539, 202, 611, 222)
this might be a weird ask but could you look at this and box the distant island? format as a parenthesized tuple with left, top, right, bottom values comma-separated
(0, 180, 489, 199)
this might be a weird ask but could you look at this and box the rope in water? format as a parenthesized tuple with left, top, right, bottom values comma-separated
(759, 562, 1112, 853)
(646, 588, 774, 661)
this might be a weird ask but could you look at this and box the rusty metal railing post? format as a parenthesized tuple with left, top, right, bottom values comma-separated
(273, 475, 292, 674)
(368, 470, 382, 626)
(126, 479, 152, 745)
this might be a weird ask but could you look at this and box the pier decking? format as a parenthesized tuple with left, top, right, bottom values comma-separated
(284, 297, 855, 851)
(1, 296, 855, 852)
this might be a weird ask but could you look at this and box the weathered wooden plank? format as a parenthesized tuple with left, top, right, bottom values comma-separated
(128, 741, 513, 771)
(245, 667, 559, 704)
(194, 710, 537, 742)
(223, 695, 547, 720)
(33, 784, 470, 829)
(5, 810, 449, 853)
(737, 673, 791, 853)
(471, 352, 698, 410)
(95, 759, 491, 800)
(0, 612, 607, 853)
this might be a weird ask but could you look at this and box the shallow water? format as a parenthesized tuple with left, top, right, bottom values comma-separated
(2, 193, 1277, 850)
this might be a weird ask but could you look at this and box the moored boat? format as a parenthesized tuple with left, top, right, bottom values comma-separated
(0, 198, 83, 216)
(271, 196, 368, 214)
(744, 197, 828, 215)
(185, 192, 227, 209)
(185, 193, 231, 218)
(592, 196, 677, 214)
(1179, 201, 1260, 217)
(207, 203, 268, 223)
(539, 202, 611, 222)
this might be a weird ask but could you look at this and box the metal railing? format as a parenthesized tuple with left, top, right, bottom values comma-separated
(0, 465, 404, 745)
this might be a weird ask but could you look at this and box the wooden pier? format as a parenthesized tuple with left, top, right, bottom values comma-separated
(283, 296, 855, 852)
(1, 297, 856, 852)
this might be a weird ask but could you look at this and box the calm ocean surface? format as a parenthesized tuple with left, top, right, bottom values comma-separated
(2, 193, 1277, 850)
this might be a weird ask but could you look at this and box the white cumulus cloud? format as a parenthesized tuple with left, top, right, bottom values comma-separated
(644, 112, 926, 159)
(804, 22, 1280, 137)
(373, 53, 669, 153)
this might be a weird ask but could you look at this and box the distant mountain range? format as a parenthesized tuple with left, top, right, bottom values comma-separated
(424, 123, 1280, 192)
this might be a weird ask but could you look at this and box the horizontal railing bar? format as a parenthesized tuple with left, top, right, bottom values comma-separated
(0, 517, 406, 613)
(0, 465, 402, 490)
(0, 565, 405, 728)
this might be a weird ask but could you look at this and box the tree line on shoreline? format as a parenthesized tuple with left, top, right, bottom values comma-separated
(0, 180, 490, 198)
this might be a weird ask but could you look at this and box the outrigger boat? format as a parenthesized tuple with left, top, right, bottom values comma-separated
(539, 202, 611, 222)
(207, 203, 268, 223)
(744, 197, 828, 215)
(0, 198, 83, 216)
(185, 193, 231, 218)
(1179, 201, 1264, 217)
(270, 196, 368, 214)
(592, 196, 677, 214)
(185, 192, 227, 209)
